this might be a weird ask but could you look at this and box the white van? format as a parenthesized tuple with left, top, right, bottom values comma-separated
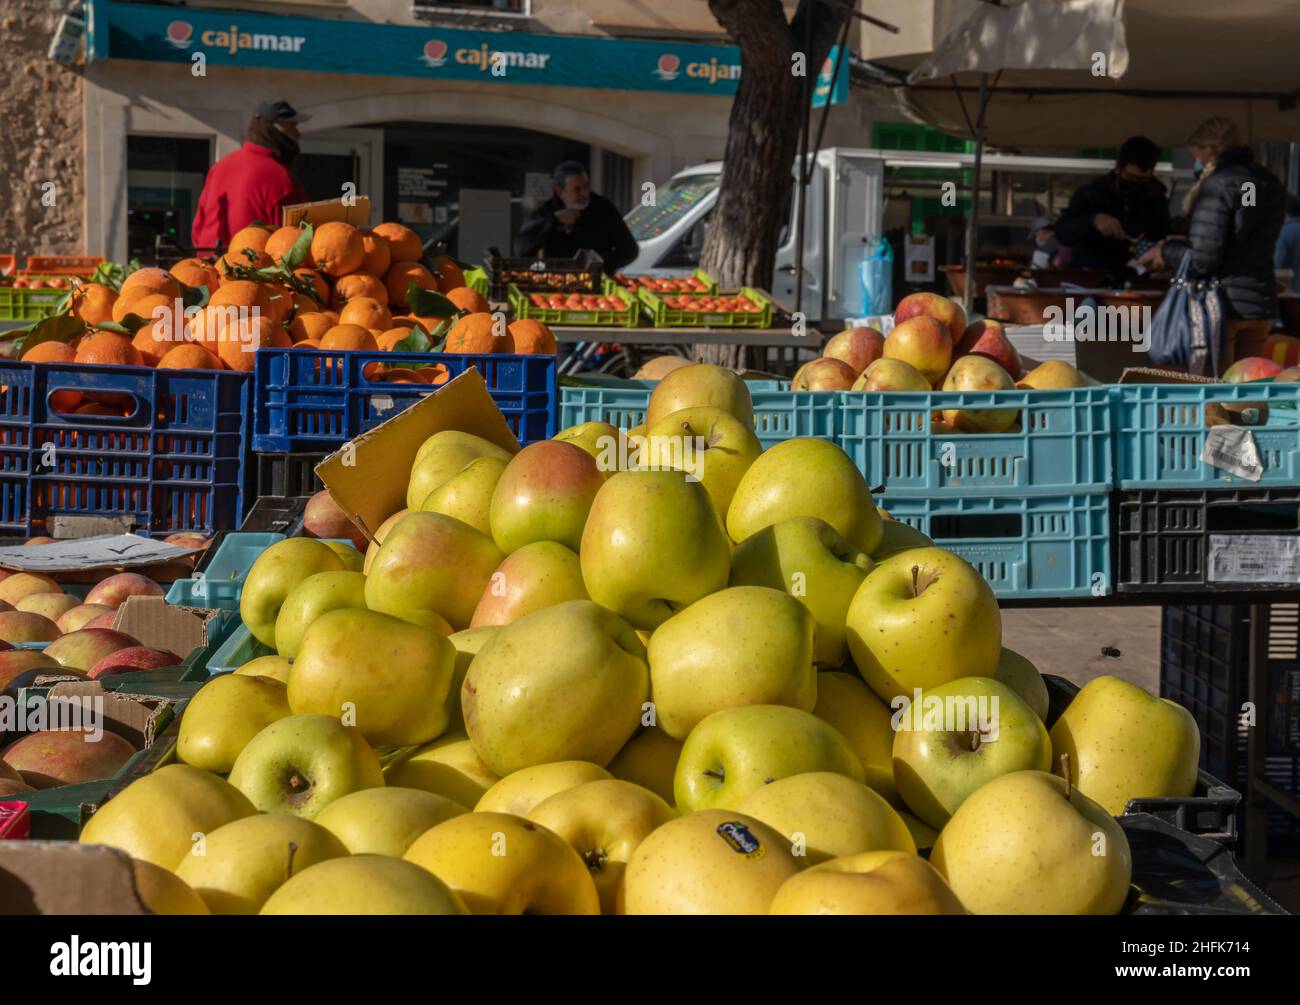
(622, 148, 1189, 323)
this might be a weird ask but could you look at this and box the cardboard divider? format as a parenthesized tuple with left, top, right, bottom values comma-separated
(112, 596, 222, 663)
(316, 368, 522, 542)
(281, 195, 372, 229)
(0, 842, 148, 914)
(45, 680, 173, 751)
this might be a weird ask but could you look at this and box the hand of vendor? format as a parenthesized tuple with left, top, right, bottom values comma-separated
(1093, 213, 1127, 239)
(1135, 239, 1167, 271)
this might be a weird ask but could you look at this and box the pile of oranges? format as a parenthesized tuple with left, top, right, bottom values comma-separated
(24, 221, 557, 414)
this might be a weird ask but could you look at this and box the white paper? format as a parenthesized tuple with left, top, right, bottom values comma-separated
(0, 534, 200, 572)
(1207, 534, 1300, 583)
(1201, 425, 1263, 481)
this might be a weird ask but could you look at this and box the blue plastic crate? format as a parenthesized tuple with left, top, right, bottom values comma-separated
(839, 387, 1112, 496)
(559, 378, 836, 449)
(1114, 382, 1300, 489)
(880, 492, 1111, 600)
(252, 348, 557, 453)
(0, 359, 251, 537)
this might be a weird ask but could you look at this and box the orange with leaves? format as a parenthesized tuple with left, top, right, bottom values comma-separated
(288, 312, 334, 343)
(205, 314, 290, 372)
(265, 226, 312, 266)
(292, 268, 330, 305)
(372, 222, 423, 263)
(360, 231, 392, 277)
(120, 267, 181, 301)
(507, 319, 557, 355)
(443, 287, 489, 314)
(132, 299, 192, 360)
(332, 273, 388, 308)
(311, 222, 365, 277)
(383, 261, 438, 309)
(69, 283, 118, 326)
(434, 256, 465, 292)
(170, 258, 222, 292)
(443, 312, 512, 354)
(210, 280, 273, 317)
(376, 328, 415, 351)
(339, 297, 393, 331)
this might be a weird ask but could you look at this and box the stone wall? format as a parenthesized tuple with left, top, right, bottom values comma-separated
(0, 1, 85, 257)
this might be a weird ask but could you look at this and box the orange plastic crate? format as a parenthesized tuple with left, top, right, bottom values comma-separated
(0, 255, 15, 277)
(24, 255, 104, 276)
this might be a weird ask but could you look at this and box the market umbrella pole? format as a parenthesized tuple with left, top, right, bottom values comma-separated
(961, 72, 991, 316)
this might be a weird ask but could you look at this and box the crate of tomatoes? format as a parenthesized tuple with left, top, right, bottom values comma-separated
(509, 283, 641, 327)
(637, 285, 773, 328)
(485, 249, 604, 300)
(611, 269, 717, 296)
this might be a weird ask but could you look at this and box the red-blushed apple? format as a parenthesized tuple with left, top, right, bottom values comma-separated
(1, 729, 138, 789)
(88, 646, 183, 681)
(1222, 357, 1284, 383)
(0, 611, 61, 644)
(1017, 360, 1086, 390)
(792, 358, 858, 391)
(941, 356, 1019, 433)
(883, 317, 952, 386)
(822, 327, 885, 375)
(57, 604, 114, 634)
(85, 572, 164, 609)
(0, 650, 62, 691)
(894, 292, 967, 344)
(0, 573, 61, 607)
(43, 628, 141, 673)
(16, 592, 80, 622)
(470, 542, 589, 628)
(488, 440, 606, 553)
(164, 532, 211, 549)
(0, 777, 33, 796)
(953, 319, 1022, 379)
(302, 489, 368, 549)
(84, 612, 119, 631)
(852, 357, 931, 392)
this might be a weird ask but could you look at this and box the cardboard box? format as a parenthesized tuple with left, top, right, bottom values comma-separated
(281, 195, 372, 229)
(111, 595, 222, 664)
(0, 842, 147, 914)
(317, 368, 521, 542)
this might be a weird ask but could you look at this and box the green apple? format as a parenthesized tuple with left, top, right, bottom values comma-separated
(78, 764, 255, 870)
(239, 538, 345, 648)
(891, 677, 1051, 828)
(641, 405, 761, 518)
(770, 850, 965, 915)
(737, 771, 915, 864)
(419, 455, 509, 535)
(554, 421, 621, 464)
(645, 363, 755, 428)
(469, 542, 588, 628)
(312, 787, 467, 857)
(227, 714, 384, 820)
(898, 810, 939, 852)
(729, 516, 872, 665)
(726, 438, 882, 554)
(871, 514, 934, 559)
(813, 671, 898, 804)
(323, 541, 364, 572)
(461, 600, 649, 775)
(288, 608, 457, 748)
(647, 586, 816, 740)
(579, 469, 730, 630)
(131, 860, 210, 916)
(621, 809, 802, 915)
(674, 705, 864, 812)
(403, 812, 600, 915)
(383, 729, 499, 806)
(364, 511, 504, 630)
(273, 570, 367, 659)
(177, 673, 291, 774)
(527, 778, 675, 914)
(406, 430, 512, 511)
(260, 855, 469, 915)
(446, 627, 499, 727)
(931, 770, 1132, 915)
(175, 812, 347, 914)
(475, 760, 612, 816)
(489, 440, 606, 554)
(1049, 675, 1200, 815)
(845, 547, 1001, 703)
(607, 728, 683, 806)
(995, 647, 1049, 720)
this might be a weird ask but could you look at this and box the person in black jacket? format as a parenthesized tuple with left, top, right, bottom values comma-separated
(516, 161, 639, 274)
(1053, 136, 1170, 277)
(1138, 118, 1285, 367)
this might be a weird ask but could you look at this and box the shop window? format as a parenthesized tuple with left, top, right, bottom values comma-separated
(126, 135, 212, 262)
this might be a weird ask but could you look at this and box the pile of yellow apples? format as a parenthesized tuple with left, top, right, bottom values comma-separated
(78, 363, 1202, 915)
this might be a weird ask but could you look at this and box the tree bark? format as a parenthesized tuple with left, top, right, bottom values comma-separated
(695, 0, 848, 370)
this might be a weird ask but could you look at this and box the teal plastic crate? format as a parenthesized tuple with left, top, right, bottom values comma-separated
(880, 492, 1111, 600)
(1114, 382, 1300, 489)
(196, 618, 273, 678)
(839, 386, 1113, 497)
(163, 531, 285, 612)
(558, 378, 836, 449)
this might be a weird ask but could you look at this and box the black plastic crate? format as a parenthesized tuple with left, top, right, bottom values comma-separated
(1160, 603, 1300, 854)
(1115, 486, 1300, 593)
(238, 495, 309, 536)
(1045, 674, 1241, 847)
(485, 248, 603, 301)
(257, 451, 326, 500)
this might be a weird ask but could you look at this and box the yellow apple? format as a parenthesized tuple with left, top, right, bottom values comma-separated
(363, 508, 408, 575)
(234, 654, 292, 684)
(406, 430, 512, 511)
(475, 761, 612, 816)
(621, 809, 804, 914)
(645, 363, 755, 427)
(607, 728, 682, 806)
(260, 855, 469, 915)
(312, 787, 466, 857)
(419, 454, 509, 535)
(383, 729, 499, 806)
(176, 673, 291, 774)
(995, 646, 1050, 721)
(131, 859, 210, 915)
(770, 850, 966, 915)
(403, 812, 600, 915)
(323, 541, 364, 572)
(239, 539, 345, 648)
(813, 670, 898, 805)
(273, 570, 367, 659)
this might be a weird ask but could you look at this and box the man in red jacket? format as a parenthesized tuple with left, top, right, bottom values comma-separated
(191, 100, 310, 251)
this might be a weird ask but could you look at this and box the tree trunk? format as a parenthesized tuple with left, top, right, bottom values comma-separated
(695, 0, 847, 370)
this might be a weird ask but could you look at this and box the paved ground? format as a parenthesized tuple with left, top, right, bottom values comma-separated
(1003, 606, 1298, 914)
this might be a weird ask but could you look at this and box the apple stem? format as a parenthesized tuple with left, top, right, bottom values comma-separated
(911, 565, 921, 598)
(970, 731, 982, 753)
(702, 768, 725, 781)
(1060, 753, 1072, 797)
(285, 841, 298, 881)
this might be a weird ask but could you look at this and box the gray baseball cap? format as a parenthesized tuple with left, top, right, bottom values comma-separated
(255, 100, 310, 124)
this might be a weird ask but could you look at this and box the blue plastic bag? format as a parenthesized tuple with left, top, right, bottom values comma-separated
(859, 237, 894, 317)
